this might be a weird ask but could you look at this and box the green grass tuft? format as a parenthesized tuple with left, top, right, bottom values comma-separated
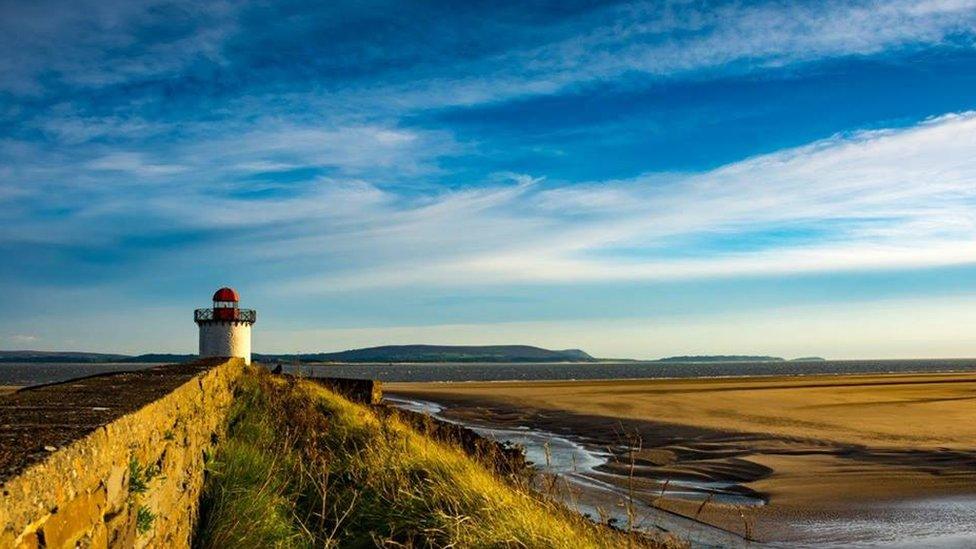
(195, 369, 671, 548)
(136, 505, 156, 535)
(128, 458, 159, 494)
(194, 381, 313, 549)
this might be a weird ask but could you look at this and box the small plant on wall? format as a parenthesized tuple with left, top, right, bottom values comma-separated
(128, 456, 162, 537)
(128, 458, 160, 494)
(136, 505, 157, 534)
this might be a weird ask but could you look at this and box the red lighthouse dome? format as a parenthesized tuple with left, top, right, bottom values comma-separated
(212, 287, 240, 302)
(195, 286, 256, 324)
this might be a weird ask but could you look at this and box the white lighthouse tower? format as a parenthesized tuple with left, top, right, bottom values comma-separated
(195, 287, 256, 365)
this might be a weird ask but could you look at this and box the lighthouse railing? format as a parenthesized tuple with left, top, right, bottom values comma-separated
(195, 308, 256, 323)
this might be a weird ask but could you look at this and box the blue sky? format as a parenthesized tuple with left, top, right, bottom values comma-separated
(3, 0, 976, 358)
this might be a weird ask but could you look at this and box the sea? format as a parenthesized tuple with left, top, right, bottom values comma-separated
(4, 358, 976, 387)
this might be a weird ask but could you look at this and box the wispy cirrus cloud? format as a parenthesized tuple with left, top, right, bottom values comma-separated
(7, 110, 953, 291)
(0, 0, 237, 95)
(5, 0, 976, 115)
(369, 0, 976, 110)
(86, 152, 187, 176)
(267, 112, 976, 291)
(6, 112, 975, 290)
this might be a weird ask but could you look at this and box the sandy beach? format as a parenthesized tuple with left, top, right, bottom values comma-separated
(388, 372, 976, 546)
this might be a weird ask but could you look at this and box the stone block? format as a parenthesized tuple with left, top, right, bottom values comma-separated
(103, 465, 127, 512)
(14, 531, 40, 549)
(105, 505, 136, 549)
(42, 490, 106, 548)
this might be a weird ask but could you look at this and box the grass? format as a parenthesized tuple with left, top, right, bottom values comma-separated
(194, 378, 313, 548)
(195, 369, 671, 548)
(128, 458, 160, 494)
(128, 457, 161, 537)
(137, 505, 157, 534)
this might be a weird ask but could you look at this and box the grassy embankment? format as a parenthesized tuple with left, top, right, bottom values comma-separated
(194, 369, 671, 548)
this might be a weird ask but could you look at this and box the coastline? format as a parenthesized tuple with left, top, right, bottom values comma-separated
(387, 372, 976, 546)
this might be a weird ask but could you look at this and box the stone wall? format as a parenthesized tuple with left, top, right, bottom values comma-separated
(0, 358, 246, 548)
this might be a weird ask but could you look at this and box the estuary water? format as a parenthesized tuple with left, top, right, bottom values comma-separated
(0, 362, 161, 387)
(290, 358, 976, 381)
(4, 358, 976, 387)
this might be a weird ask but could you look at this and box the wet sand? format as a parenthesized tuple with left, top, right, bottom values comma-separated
(388, 373, 976, 546)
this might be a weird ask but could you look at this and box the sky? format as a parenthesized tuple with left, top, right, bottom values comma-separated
(2, 0, 976, 359)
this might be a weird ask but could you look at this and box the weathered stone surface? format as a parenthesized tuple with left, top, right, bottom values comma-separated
(42, 490, 107, 548)
(0, 358, 244, 548)
(14, 531, 39, 549)
(105, 506, 136, 548)
(103, 465, 126, 512)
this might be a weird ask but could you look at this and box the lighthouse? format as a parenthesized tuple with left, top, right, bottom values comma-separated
(194, 287, 256, 365)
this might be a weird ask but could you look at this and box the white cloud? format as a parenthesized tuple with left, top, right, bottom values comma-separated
(39, 112, 167, 145)
(6, 0, 976, 113)
(0, 0, 238, 95)
(210, 124, 456, 175)
(302, 0, 976, 112)
(86, 152, 187, 176)
(271, 112, 976, 291)
(5, 113, 975, 289)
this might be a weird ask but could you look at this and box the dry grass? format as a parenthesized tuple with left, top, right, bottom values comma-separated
(195, 369, 671, 548)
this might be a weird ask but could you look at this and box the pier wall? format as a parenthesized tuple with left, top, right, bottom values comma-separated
(0, 358, 245, 548)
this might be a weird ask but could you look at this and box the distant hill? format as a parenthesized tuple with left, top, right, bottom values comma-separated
(790, 356, 826, 362)
(257, 345, 596, 363)
(1, 345, 595, 364)
(654, 355, 786, 363)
